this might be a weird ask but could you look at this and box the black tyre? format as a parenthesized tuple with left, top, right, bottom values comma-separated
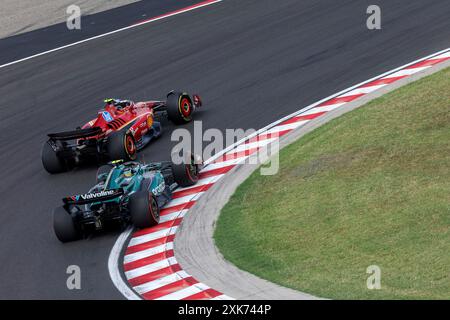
(172, 155, 200, 187)
(41, 141, 66, 174)
(129, 191, 160, 228)
(106, 130, 137, 161)
(166, 92, 194, 124)
(53, 206, 80, 243)
(96, 164, 113, 183)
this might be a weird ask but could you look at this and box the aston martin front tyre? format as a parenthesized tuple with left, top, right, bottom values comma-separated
(41, 141, 66, 174)
(106, 131, 137, 161)
(129, 192, 160, 228)
(166, 91, 194, 124)
(53, 206, 80, 243)
(172, 155, 200, 187)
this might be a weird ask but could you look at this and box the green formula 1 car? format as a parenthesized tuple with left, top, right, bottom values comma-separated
(53, 156, 200, 242)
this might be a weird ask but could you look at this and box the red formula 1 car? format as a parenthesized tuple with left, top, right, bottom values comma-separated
(41, 91, 202, 174)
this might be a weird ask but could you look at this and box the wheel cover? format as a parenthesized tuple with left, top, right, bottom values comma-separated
(148, 196, 159, 220)
(185, 164, 199, 182)
(179, 97, 192, 119)
(124, 135, 136, 158)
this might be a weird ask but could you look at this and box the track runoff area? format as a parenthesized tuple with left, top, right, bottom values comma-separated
(110, 49, 450, 301)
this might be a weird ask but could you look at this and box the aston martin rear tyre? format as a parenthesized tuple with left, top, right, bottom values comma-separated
(129, 192, 160, 228)
(172, 155, 200, 187)
(53, 206, 80, 243)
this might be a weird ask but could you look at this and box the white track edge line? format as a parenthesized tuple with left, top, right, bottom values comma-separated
(0, 0, 223, 70)
(108, 226, 141, 300)
(203, 47, 450, 164)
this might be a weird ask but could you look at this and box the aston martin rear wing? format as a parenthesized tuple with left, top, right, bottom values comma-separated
(63, 188, 124, 205)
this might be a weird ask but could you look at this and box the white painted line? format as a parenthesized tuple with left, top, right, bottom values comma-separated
(175, 175, 224, 191)
(339, 84, 387, 97)
(433, 51, 450, 59)
(133, 270, 191, 295)
(160, 210, 187, 223)
(203, 47, 450, 165)
(300, 103, 346, 116)
(165, 193, 203, 208)
(263, 121, 309, 135)
(156, 283, 210, 300)
(124, 242, 174, 264)
(232, 138, 277, 154)
(129, 227, 177, 247)
(108, 227, 141, 300)
(125, 257, 178, 280)
(0, 0, 223, 70)
(200, 156, 250, 172)
(382, 66, 430, 78)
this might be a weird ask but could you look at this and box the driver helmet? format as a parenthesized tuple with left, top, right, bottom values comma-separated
(123, 168, 134, 178)
(104, 98, 131, 109)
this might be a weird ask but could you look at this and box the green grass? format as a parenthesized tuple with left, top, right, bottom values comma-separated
(214, 67, 450, 299)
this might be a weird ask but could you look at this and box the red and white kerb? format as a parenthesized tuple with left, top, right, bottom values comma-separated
(121, 50, 450, 300)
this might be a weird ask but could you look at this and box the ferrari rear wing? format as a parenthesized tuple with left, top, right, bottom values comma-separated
(63, 188, 124, 205)
(48, 127, 103, 141)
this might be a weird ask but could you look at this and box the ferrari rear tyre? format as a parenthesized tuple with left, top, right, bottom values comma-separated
(166, 92, 194, 124)
(130, 192, 160, 228)
(106, 131, 137, 161)
(41, 141, 66, 174)
(53, 206, 80, 243)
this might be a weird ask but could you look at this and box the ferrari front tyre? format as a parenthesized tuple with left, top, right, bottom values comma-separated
(129, 191, 160, 228)
(41, 141, 66, 174)
(166, 92, 194, 124)
(106, 131, 137, 161)
(53, 206, 80, 243)
(172, 156, 200, 187)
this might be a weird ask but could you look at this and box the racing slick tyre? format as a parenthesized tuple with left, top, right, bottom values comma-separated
(106, 131, 137, 161)
(41, 141, 66, 174)
(96, 164, 113, 184)
(172, 154, 200, 187)
(53, 206, 80, 243)
(129, 192, 160, 228)
(166, 92, 194, 124)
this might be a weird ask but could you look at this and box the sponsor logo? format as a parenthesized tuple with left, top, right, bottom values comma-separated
(71, 190, 118, 201)
(146, 116, 154, 128)
(101, 111, 114, 122)
(152, 181, 165, 195)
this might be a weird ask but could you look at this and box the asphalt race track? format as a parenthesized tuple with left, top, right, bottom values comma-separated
(0, 0, 203, 65)
(0, 0, 449, 299)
